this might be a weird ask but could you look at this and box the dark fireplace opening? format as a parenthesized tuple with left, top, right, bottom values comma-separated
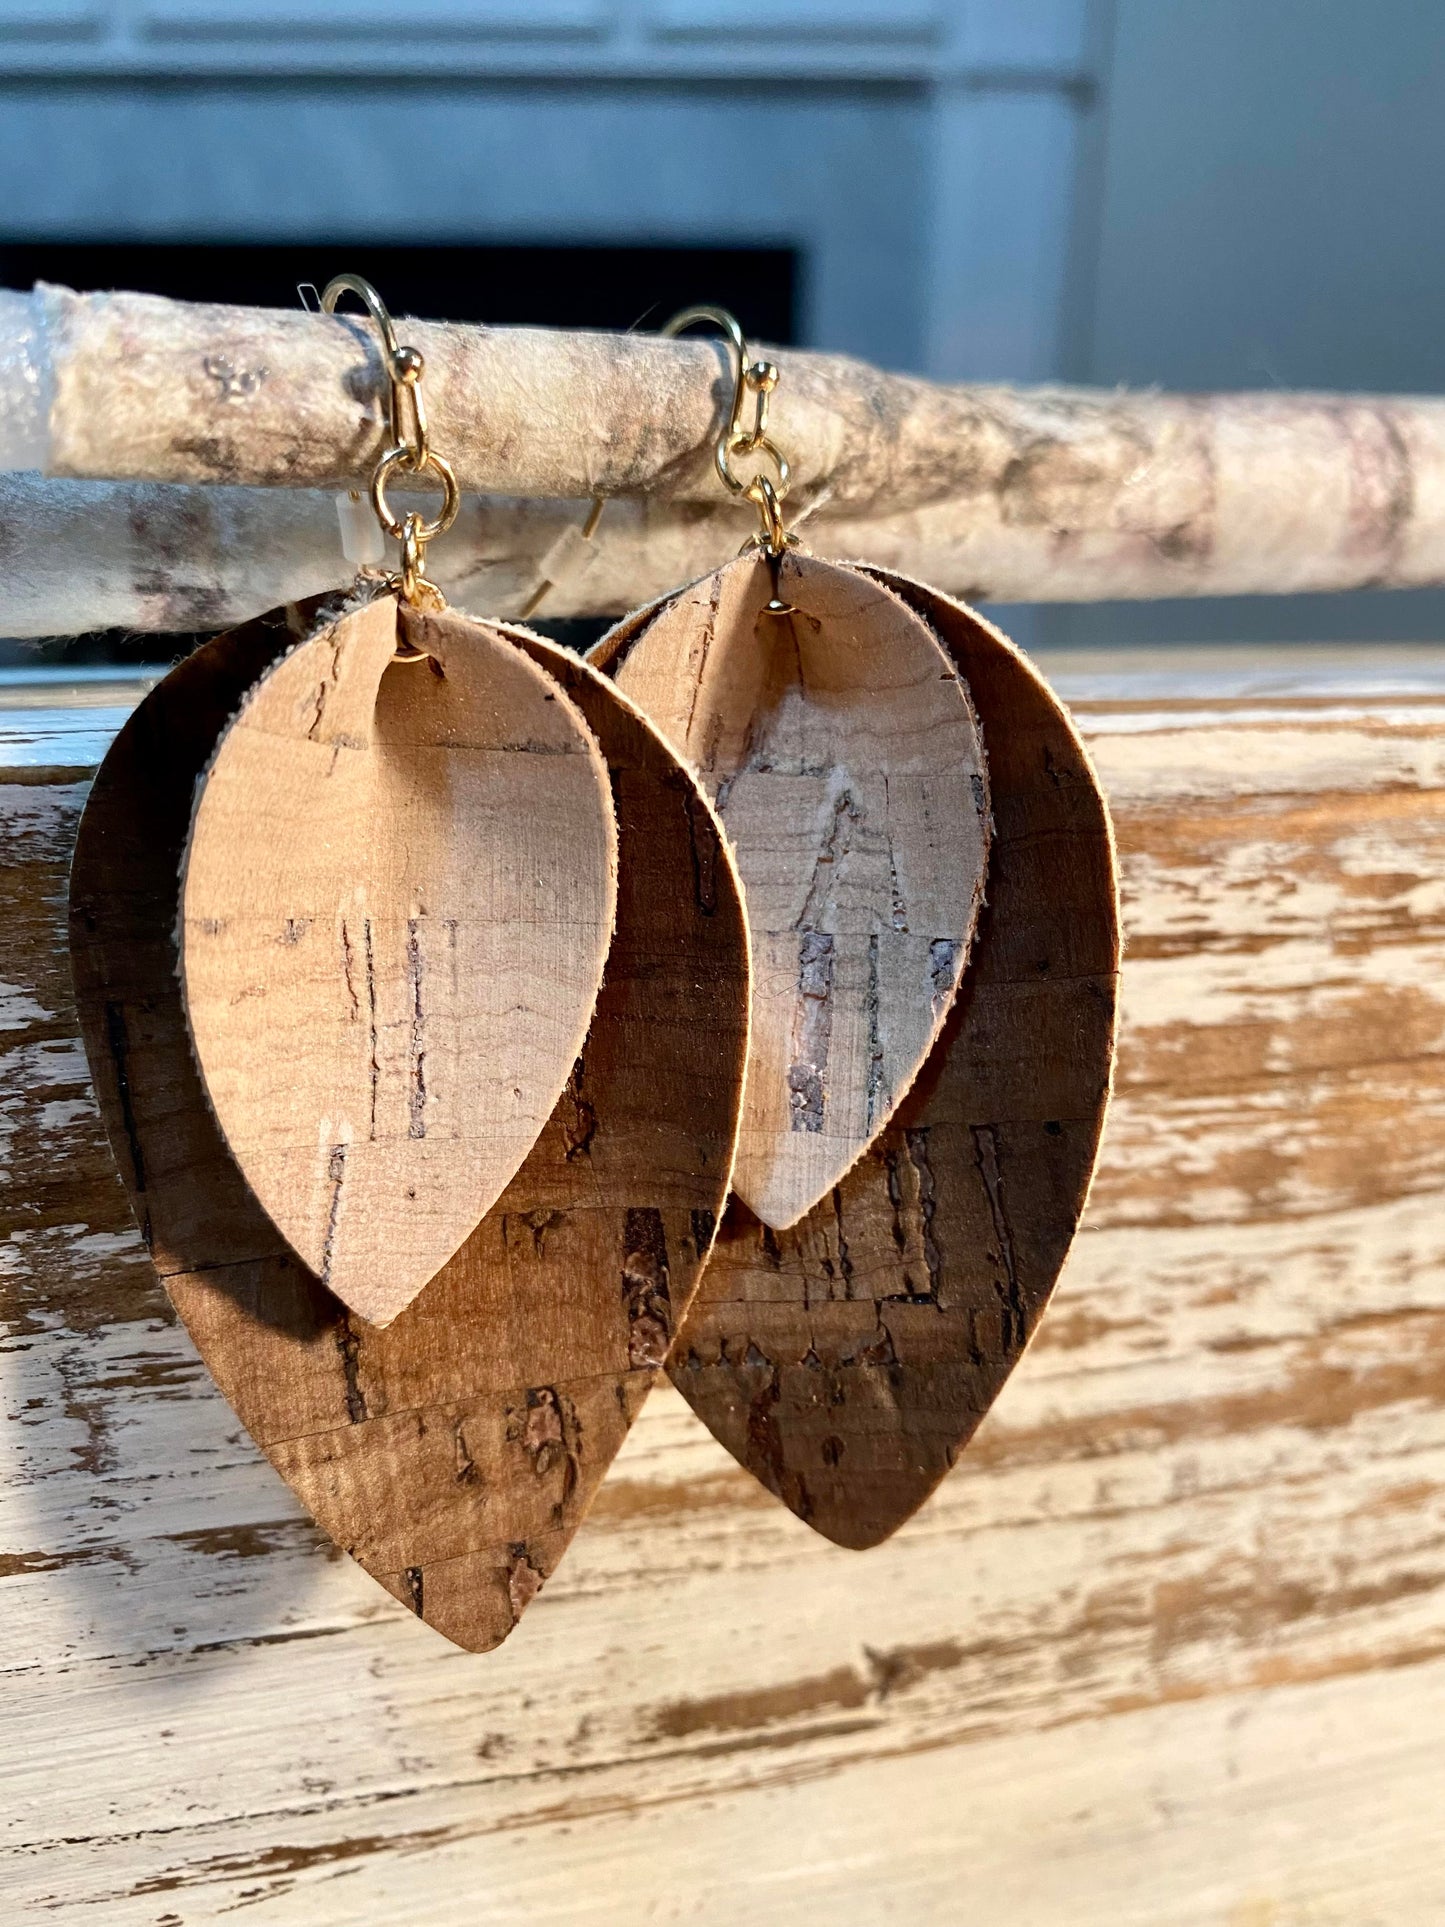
(0, 239, 798, 345)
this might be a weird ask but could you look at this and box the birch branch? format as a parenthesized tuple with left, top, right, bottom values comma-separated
(3, 283, 1445, 635)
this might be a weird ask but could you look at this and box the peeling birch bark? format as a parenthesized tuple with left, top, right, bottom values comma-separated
(4, 282, 1445, 633)
(67, 608, 749, 1651)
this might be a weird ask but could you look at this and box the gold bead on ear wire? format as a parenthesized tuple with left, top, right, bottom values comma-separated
(320, 273, 460, 623)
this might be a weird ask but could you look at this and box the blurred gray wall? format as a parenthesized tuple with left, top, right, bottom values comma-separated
(1052, 0, 1445, 644)
(1089, 0, 1445, 395)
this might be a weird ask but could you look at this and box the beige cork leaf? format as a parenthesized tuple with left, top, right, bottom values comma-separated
(666, 576, 1120, 1547)
(593, 550, 991, 1230)
(177, 589, 618, 1328)
(69, 601, 750, 1651)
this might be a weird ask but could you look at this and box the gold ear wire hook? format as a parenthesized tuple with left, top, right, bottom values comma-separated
(320, 273, 417, 453)
(319, 273, 460, 621)
(660, 305, 793, 561)
(519, 304, 795, 621)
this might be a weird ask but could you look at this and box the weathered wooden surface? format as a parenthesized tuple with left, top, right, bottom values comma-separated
(176, 590, 619, 1326)
(9, 283, 1445, 625)
(599, 553, 990, 1230)
(664, 577, 1117, 1544)
(65, 622, 748, 1652)
(4, 648, 1445, 1918)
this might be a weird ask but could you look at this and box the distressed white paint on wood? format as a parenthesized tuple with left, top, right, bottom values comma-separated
(2, 649, 1445, 1920)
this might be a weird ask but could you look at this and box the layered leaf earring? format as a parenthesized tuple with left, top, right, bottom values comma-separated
(69, 278, 751, 1648)
(593, 308, 992, 1230)
(590, 312, 1120, 1547)
(181, 273, 622, 1329)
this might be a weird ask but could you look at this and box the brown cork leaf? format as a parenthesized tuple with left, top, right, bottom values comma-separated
(68, 599, 751, 1650)
(663, 576, 1120, 1547)
(177, 589, 619, 1328)
(593, 551, 991, 1232)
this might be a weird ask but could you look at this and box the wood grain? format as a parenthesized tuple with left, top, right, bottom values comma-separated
(596, 552, 989, 1230)
(661, 579, 1119, 1544)
(67, 605, 749, 1650)
(7, 650, 1445, 1921)
(178, 590, 619, 1327)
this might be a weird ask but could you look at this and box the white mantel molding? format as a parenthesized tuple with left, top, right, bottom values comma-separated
(0, 0, 1092, 84)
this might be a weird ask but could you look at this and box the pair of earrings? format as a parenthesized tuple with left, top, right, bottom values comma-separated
(68, 279, 1119, 1650)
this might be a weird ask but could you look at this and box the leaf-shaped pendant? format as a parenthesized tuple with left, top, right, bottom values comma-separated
(69, 599, 750, 1650)
(665, 578, 1120, 1546)
(593, 551, 991, 1230)
(178, 588, 618, 1327)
